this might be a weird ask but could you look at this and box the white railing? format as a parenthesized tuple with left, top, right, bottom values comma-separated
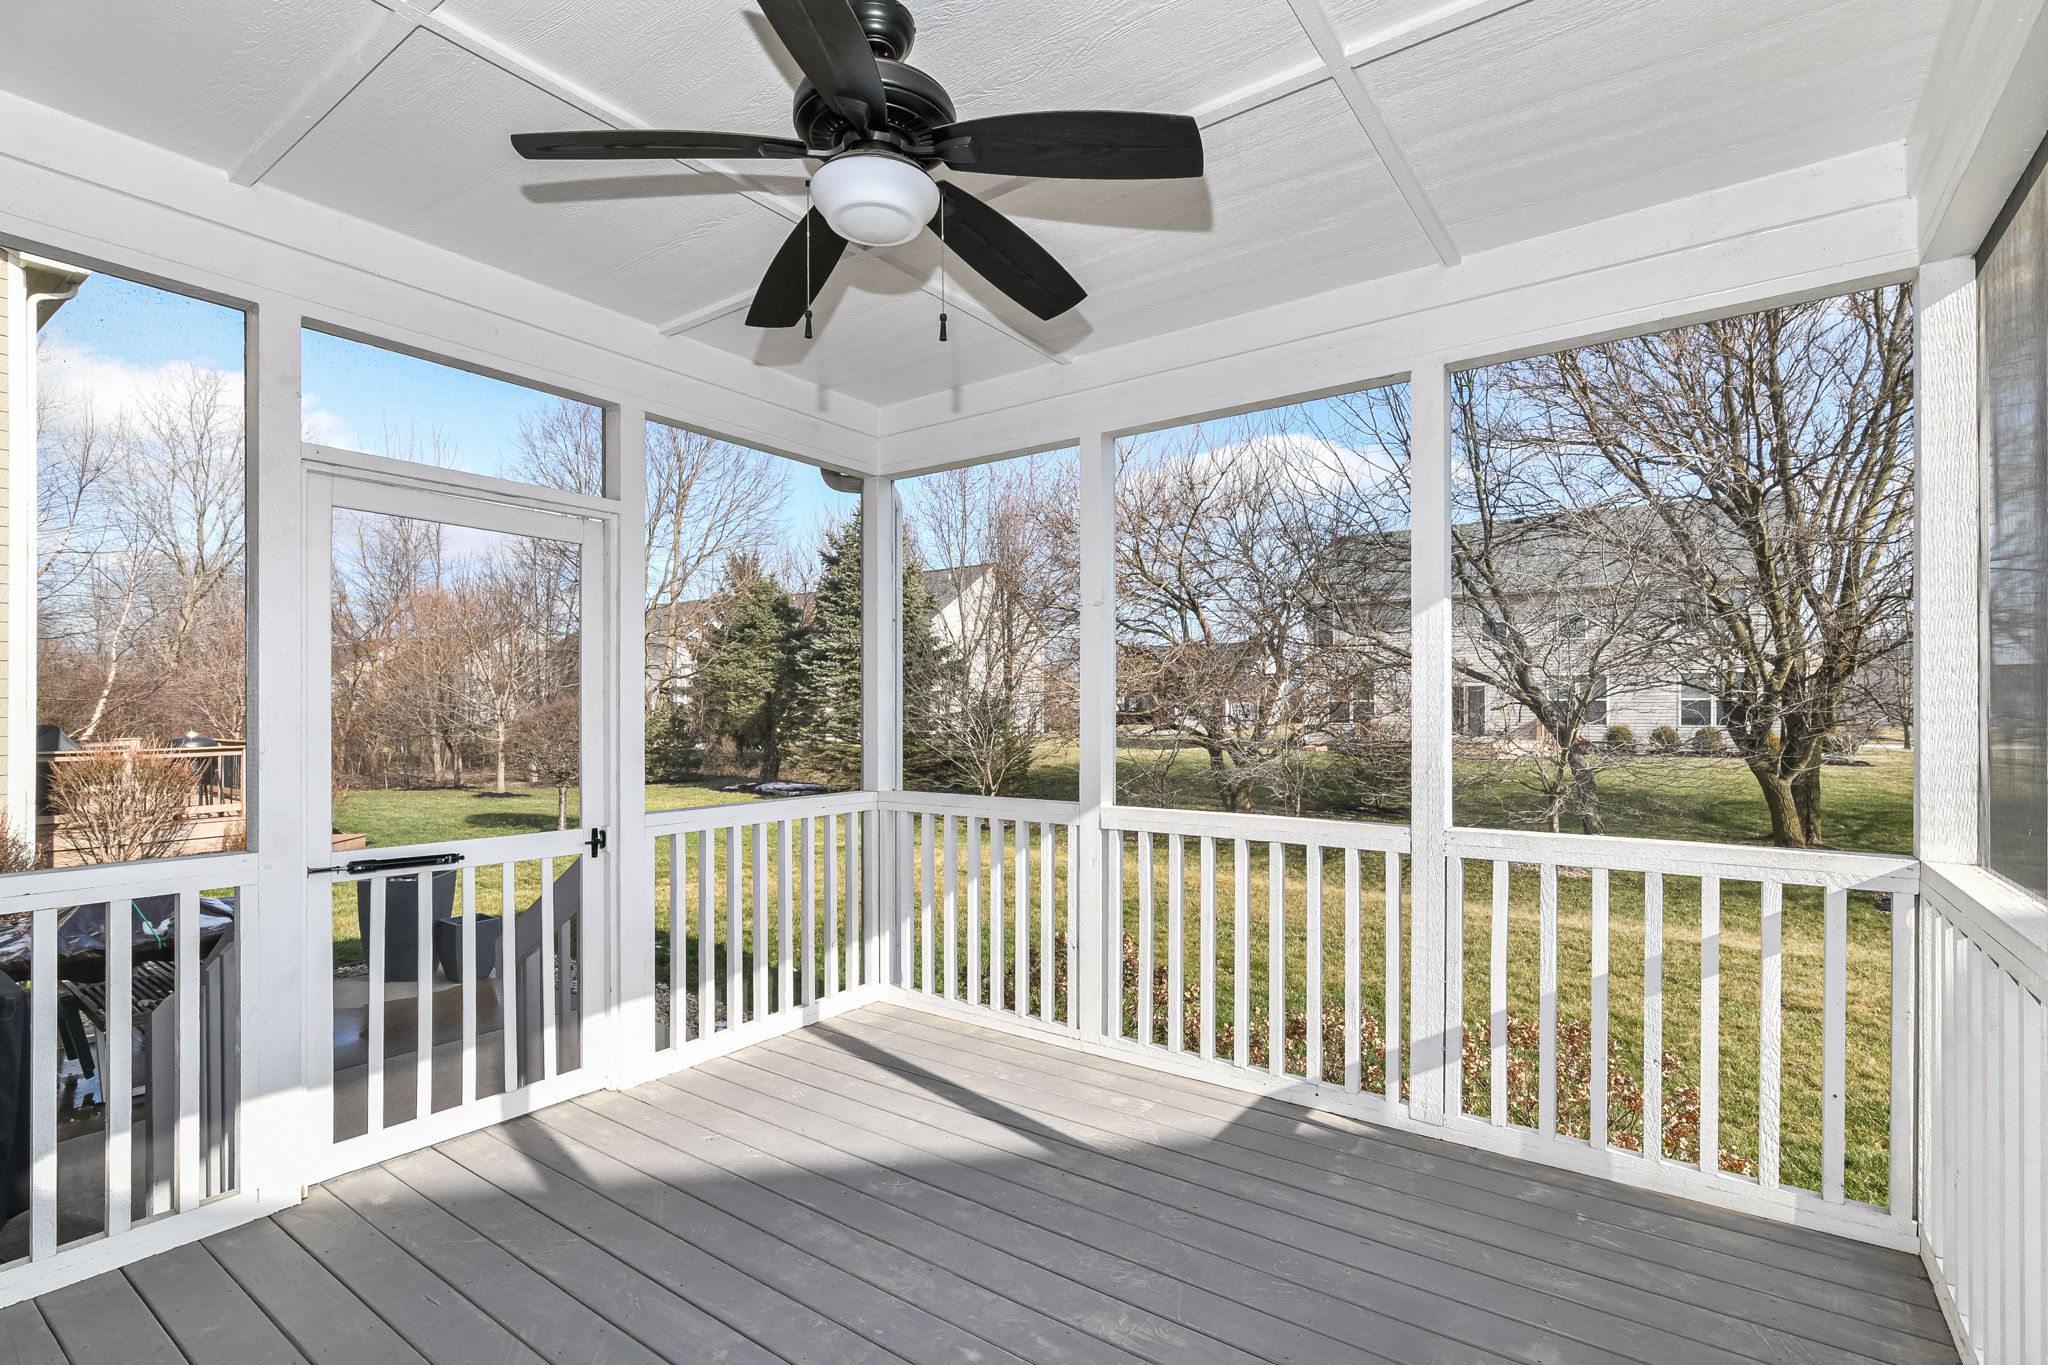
(1917, 868, 2047, 1365)
(885, 793, 1082, 1032)
(310, 831, 593, 1177)
(649, 792, 878, 1059)
(1442, 828, 1918, 1241)
(1103, 807, 1413, 1111)
(0, 859, 247, 1292)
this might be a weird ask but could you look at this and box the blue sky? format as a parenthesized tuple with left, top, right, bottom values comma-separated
(40, 264, 846, 552)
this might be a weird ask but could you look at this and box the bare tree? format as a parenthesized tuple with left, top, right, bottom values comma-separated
(516, 697, 581, 830)
(1491, 287, 1914, 846)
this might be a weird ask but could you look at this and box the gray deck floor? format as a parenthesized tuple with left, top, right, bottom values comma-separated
(7, 1003, 1958, 1365)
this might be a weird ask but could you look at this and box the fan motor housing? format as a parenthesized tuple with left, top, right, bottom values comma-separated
(794, 58, 956, 158)
(853, 0, 917, 60)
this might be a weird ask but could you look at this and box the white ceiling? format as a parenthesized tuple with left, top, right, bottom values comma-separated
(0, 0, 1950, 408)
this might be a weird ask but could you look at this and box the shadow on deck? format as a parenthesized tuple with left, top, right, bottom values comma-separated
(2, 1003, 1957, 1364)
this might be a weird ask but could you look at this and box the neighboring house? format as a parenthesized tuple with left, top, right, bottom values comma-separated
(2, 251, 87, 839)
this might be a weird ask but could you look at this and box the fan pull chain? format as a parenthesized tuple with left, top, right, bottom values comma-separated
(938, 194, 950, 342)
(803, 181, 815, 340)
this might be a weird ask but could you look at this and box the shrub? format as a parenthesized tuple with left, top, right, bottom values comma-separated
(1649, 724, 1682, 753)
(1825, 724, 1874, 757)
(1690, 726, 1729, 755)
(1603, 723, 1636, 753)
(49, 749, 196, 865)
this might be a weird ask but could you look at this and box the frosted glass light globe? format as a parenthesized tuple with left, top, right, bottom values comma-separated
(811, 152, 939, 247)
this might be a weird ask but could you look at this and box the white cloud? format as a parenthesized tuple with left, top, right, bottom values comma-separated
(36, 336, 236, 428)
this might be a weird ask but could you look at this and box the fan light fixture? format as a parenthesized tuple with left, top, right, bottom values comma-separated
(809, 151, 939, 247)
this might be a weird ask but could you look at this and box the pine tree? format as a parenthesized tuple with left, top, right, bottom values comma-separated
(693, 556, 799, 780)
(785, 514, 954, 785)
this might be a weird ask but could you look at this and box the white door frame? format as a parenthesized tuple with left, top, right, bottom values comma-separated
(301, 455, 620, 1179)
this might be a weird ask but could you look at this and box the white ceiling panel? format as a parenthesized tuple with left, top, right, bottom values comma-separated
(922, 81, 1438, 359)
(264, 28, 803, 326)
(1365, 0, 1945, 253)
(1321, 0, 1503, 50)
(0, 0, 383, 168)
(436, 0, 804, 141)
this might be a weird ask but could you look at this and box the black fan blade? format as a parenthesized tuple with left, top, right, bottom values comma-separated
(931, 111, 1203, 180)
(512, 130, 809, 161)
(747, 209, 849, 328)
(933, 182, 1085, 322)
(761, 0, 888, 133)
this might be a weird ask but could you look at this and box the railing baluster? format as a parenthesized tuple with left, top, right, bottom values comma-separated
(1344, 850, 1361, 1094)
(1488, 860, 1508, 1124)
(1081, 824, 1095, 1033)
(1591, 868, 1609, 1149)
(942, 816, 957, 1000)
(1038, 821, 1054, 1023)
(1306, 844, 1323, 1084)
(1758, 879, 1781, 1187)
(752, 823, 769, 1020)
(1822, 887, 1847, 1203)
(778, 821, 794, 1015)
(967, 817, 983, 1006)
(104, 894, 133, 1236)
(1888, 889, 1914, 1217)
(29, 907, 56, 1258)
(539, 858, 559, 1082)
(727, 825, 744, 1022)
(1137, 831, 1155, 1045)
(176, 887, 202, 1207)
(1015, 822, 1029, 1017)
(918, 814, 933, 995)
(1234, 838, 1250, 1068)
(848, 810, 862, 990)
(991, 819, 1007, 1013)
(461, 866, 478, 1102)
(1644, 871, 1664, 1160)
(501, 864, 518, 1095)
(1167, 834, 1185, 1054)
(367, 878, 387, 1134)
(1199, 836, 1217, 1062)
(414, 875, 432, 1124)
(1268, 843, 1285, 1078)
(697, 835, 715, 1040)
(1700, 876, 1721, 1175)
(804, 817, 819, 1006)
(1539, 863, 1558, 1139)
(1386, 851, 1403, 1106)
(1446, 855, 1463, 1114)
(826, 815, 842, 1000)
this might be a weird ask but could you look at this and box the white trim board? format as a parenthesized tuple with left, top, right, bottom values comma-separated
(872, 143, 1919, 474)
(0, 88, 881, 473)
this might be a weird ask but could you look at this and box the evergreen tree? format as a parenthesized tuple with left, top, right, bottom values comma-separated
(785, 514, 954, 785)
(693, 556, 800, 779)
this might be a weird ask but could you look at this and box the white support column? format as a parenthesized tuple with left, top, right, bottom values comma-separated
(1075, 431, 1119, 1039)
(1408, 361, 1454, 1124)
(862, 477, 904, 984)
(605, 407, 652, 1082)
(1913, 257, 1981, 867)
(242, 296, 312, 1198)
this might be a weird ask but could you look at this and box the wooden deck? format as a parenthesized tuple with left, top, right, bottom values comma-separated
(3, 1003, 1958, 1365)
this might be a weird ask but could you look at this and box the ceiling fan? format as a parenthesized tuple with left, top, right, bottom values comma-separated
(511, 0, 1204, 330)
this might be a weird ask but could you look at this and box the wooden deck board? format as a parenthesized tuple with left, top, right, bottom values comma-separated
(18, 1003, 1959, 1365)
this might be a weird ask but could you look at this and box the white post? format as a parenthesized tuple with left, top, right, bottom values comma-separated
(242, 296, 313, 1198)
(1075, 431, 1119, 1038)
(605, 407, 651, 1082)
(1913, 257, 1980, 868)
(862, 476, 904, 984)
(1408, 361, 1454, 1124)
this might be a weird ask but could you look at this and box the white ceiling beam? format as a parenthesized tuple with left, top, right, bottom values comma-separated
(1284, 0, 1461, 265)
(228, 1, 447, 187)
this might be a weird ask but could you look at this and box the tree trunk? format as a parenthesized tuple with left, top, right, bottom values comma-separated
(1747, 756, 1814, 848)
(494, 725, 509, 795)
(1566, 745, 1606, 836)
(556, 784, 569, 831)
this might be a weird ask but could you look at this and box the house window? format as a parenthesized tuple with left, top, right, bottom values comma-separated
(1544, 675, 1607, 726)
(1557, 613, 1589, 640)
(1680, 677, 1723, 727)
(1452, 683, 1489, 738)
